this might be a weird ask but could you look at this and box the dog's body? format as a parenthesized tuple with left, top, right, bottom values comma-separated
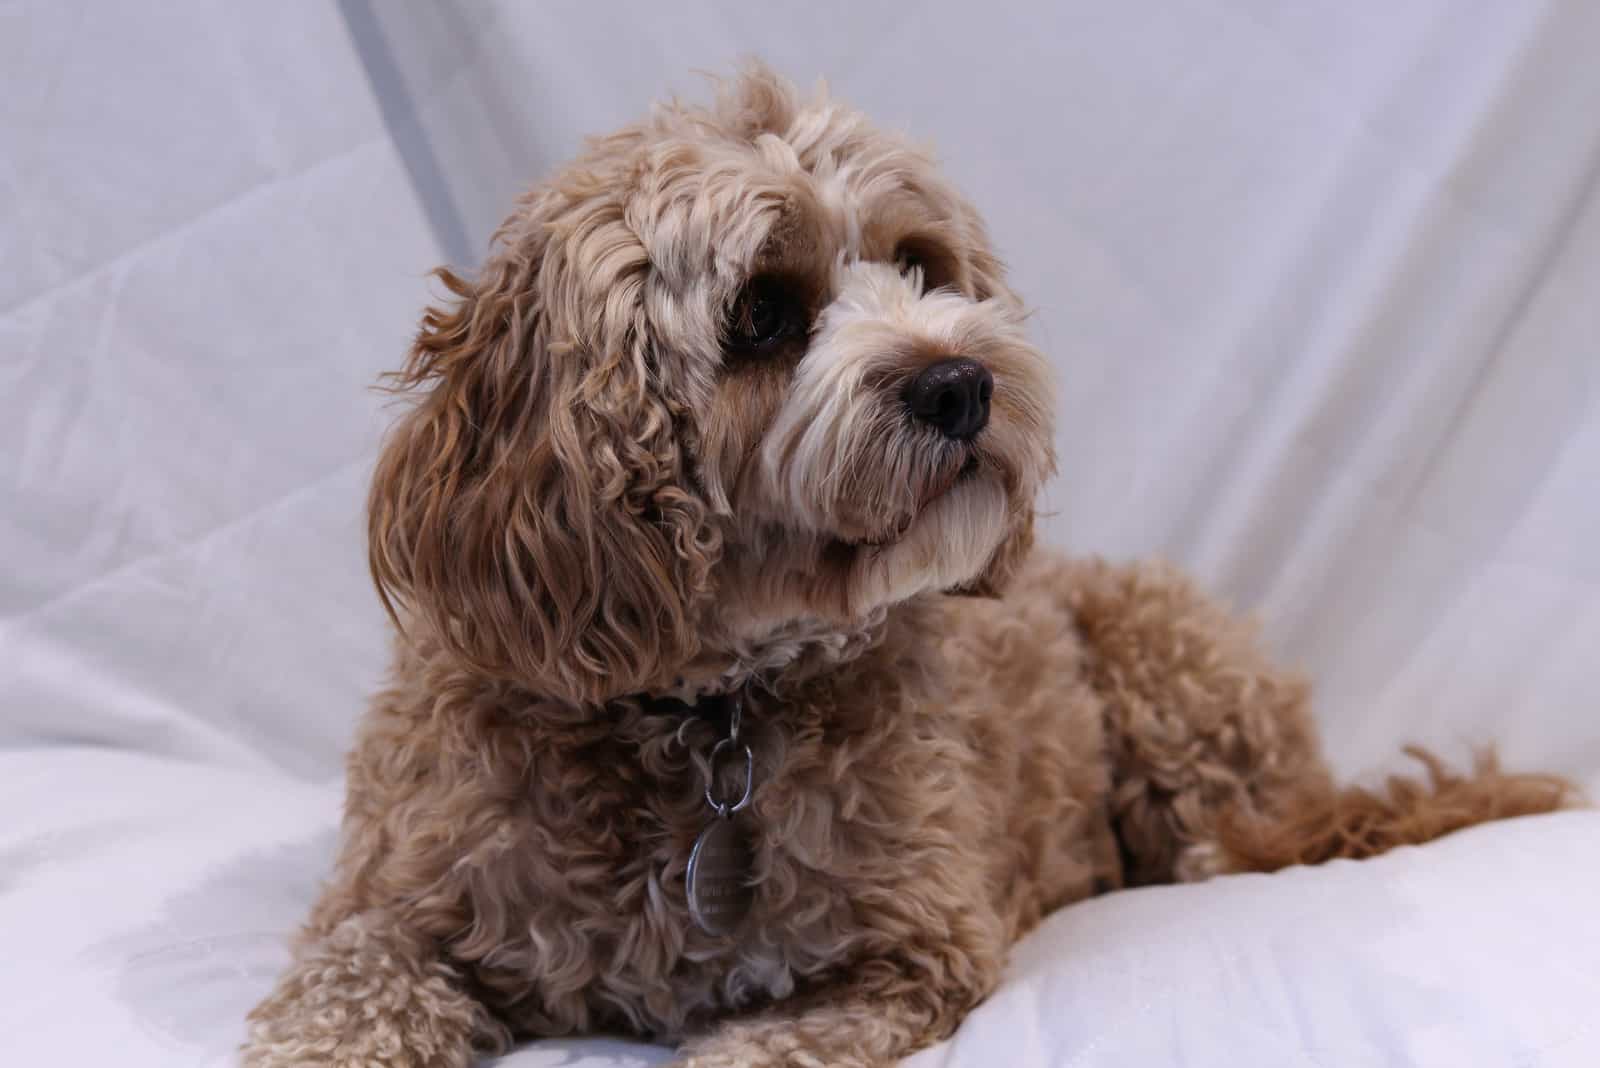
(245, 68, 1571, 1068)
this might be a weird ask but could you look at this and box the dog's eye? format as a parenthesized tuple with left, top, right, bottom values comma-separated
(749, 293, 784, 341)
(894, 237, 957, 294)
(727, 276, 806, 354)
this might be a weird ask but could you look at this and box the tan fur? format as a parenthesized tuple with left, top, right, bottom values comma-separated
(244, 66, 1579, 1068)
(1217, 746, 1577, 871)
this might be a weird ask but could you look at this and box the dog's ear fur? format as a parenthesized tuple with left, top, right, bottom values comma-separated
(368, 190, 719, 705)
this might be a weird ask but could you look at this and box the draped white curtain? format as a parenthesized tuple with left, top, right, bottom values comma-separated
(341, 0, 1600, 786)
(4, 0, 1597, 784)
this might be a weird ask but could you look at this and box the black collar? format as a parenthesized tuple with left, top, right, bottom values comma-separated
(643, 689, 741, 735)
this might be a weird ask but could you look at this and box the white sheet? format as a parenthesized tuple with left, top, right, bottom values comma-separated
(4, 2, 1599, 1066)
(2, 747, 1596, 1067)
(2, 1, 435, 777)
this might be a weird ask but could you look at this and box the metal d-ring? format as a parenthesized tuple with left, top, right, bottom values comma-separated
(706, 736, 754, 818)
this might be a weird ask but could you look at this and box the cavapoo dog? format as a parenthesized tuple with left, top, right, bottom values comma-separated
(244, 66, 1575, 1068)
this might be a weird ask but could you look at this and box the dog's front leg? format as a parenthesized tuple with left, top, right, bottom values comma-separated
(242, 909, 504, 1068)
(675, 937, 1001, 1068)
(676, 976, 978, 1068)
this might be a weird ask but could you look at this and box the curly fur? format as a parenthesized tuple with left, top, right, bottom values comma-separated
(245, 66, 1580, 1068)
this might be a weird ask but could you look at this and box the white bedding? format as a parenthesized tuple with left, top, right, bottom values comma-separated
(3, 747, 1597, 1067)
(4, 2, 1599, 1065)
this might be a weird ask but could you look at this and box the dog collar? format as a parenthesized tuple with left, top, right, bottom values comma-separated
(649, 688, 741, 736)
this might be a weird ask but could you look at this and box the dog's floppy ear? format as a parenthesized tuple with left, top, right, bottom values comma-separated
(368, 195, 719, 705)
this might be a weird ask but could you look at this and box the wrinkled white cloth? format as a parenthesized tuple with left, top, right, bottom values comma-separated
(1, 748, 1596, 1067)
(3, 2, 1598, 1066)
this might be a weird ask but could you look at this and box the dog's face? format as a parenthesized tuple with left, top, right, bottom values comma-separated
(370, 68, 1055, 704)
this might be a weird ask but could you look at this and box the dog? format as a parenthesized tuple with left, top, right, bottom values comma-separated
(243, 66, 1575, 1068)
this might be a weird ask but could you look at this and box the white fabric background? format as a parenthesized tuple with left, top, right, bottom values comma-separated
(3, 2, 1598, 1066)
(348, 0, 1600, 786)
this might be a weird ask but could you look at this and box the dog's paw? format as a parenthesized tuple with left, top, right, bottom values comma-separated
(1173, 839, 1233, 882)
(671, 1038, 837, 1068)
(672, 1056, 830, 1068)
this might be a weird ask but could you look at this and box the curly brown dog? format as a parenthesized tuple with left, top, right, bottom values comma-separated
(243, 66, 1575, 1068)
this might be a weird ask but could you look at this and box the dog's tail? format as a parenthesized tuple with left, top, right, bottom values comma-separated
(1218, 746, 1583, 872)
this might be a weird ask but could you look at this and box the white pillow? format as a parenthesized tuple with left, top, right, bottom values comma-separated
(4, 747, 1594, 1067)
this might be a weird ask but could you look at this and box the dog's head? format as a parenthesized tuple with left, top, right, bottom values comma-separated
(370, 66, 1055, 704)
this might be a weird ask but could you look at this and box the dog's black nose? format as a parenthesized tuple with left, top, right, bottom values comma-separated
(906, 357, 993, 440)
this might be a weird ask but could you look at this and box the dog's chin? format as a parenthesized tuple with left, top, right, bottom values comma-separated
(829, 467, 1010, 613)
(831, 454, 984, 551)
